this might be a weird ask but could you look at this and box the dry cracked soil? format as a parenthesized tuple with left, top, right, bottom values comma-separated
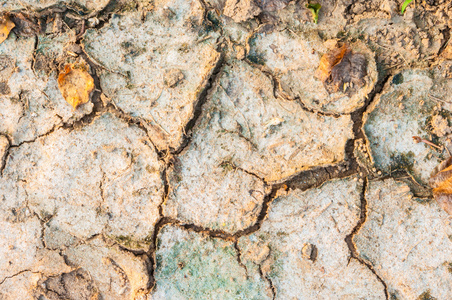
(0, 0, 452, 299)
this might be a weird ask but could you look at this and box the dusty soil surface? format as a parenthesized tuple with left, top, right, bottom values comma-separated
(1, 0, 452, 299)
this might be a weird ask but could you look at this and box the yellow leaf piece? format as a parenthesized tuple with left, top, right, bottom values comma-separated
(316, 44, 348, 82)
(58, 63, 95, 109)
(0, 13, 15, 44)
(429, 156, 452, 215)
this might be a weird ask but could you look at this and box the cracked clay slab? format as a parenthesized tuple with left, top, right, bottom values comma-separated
(351, 4, 447, 68)
(363, 69, 452, 185)
(247, 29, 377, 114)
(0, 113, 163, 250)
(0, 28, 94, 146)
(0, 217, 71, 285)
(237, 177, 386, 299)
(163, 59, 353, 233)
(83, 0, 221, 151)
(31, 235, 150, 299)
(1, 0, 111, 11)
(1, 229, 150, 299)
(152, 225, 271, 299)
(354, 179, 452, 299)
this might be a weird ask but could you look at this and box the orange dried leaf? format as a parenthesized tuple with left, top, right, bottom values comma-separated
(316, 44, 348, 82)
(58, 64, 95, 109)
(432, 183, 452, 215)
(430, 157, 452, 215)
(0, 14, 15, 44)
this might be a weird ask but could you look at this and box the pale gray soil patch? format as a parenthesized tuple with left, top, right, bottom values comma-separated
(238, 177, 386, 299)
(363, 69, 452, 185)
(83, 0, 221, 151)
(152, 225, 270, 299)
(0, 0, 451, 298)
(1, 113, 163, 249)
(355, 178, 452, 299)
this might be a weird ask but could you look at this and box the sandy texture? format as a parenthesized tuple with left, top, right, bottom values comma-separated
(355, 179, 452, 299)
(363, 69, 452, 185)
(152, 225, 270, 299)
(1, 0, 452, 298)
(83, 0, 221, 151)
(238, 177, 386, 299)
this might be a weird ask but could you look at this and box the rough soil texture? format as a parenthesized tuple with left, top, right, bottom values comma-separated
(1, 0, 452, 299)
(355, 179, 452, 300)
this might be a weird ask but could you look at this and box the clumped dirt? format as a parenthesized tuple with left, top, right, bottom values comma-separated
(0, 0, 452, 299)
(35, 269, 100, 300)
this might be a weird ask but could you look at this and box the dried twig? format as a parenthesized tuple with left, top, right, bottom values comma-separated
(412, 136, 442, 150)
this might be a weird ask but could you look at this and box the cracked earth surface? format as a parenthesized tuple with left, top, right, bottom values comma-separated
(0, 0, 452, 299)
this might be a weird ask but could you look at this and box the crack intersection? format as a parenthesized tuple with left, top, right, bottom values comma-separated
(3, 0, 446, 298)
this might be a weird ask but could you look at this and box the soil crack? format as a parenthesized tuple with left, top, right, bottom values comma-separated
(233, 241, 249, 278)
(0, 270, 33, 286)
(345, 177, 389, 299)
(173, 53, 226, 155)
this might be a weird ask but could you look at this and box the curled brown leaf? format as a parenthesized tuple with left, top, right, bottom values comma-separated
(9, 12, 40, 37)
(316, 43, 368, 94)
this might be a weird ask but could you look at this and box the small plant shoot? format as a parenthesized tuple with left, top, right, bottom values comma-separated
(306, 3, 321, 24)
(401, 0, 414, 14)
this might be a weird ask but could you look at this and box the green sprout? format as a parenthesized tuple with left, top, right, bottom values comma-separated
(401, 0, 414, 14)
(306, 3, 321, 24)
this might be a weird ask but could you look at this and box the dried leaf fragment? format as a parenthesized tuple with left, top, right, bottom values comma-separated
(316, 44, 348, 82)
(58, 63, 95, 109)
(0, 13, 15, 44)
(9, 12, 40, 37)
(429, 156, 452, 215)
(329, 50, 367, 93)
(316, 43, 368, 95)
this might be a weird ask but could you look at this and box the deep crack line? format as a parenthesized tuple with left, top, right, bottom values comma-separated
(0, 134, 11, 177)
(258, 250, 276, 300)
(0, 270, 33, 286)
(345, 177, 389, 299)
(173, 52, 226, 155)
(146, 216, 177, 291)
(233, 241, 249, 278)
(144, 184, 277, 292)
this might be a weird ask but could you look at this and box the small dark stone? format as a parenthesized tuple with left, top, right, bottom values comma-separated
(164, 69, 184, 88)
(0, 81, 10, 95)
(392, 73, 404, 85)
